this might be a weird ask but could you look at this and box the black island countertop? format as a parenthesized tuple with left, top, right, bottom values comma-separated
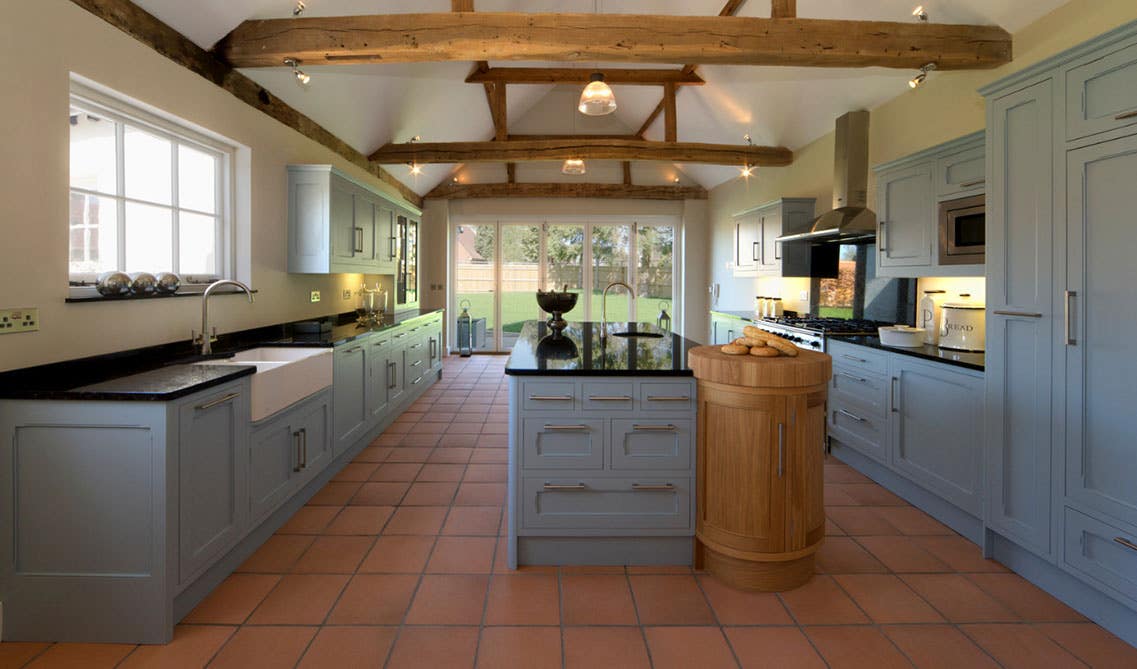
(832, 335, 985, 372)
(0, 308, 443, 401)
(505, 321, 699, 376)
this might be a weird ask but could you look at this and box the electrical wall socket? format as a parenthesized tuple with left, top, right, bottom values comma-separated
(309, 290, 321, 303)
(0, 308, 39, 334)
(342, 289, 352, 300)
(799, 290, 809, 301)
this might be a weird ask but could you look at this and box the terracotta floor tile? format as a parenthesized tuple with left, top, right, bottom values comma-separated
(406, 574, 489, 625)
(446, 422, 484, 435)
(476, 435, 509, 448)
(562, 574, 639, 625)
(332, 462, 379, 482)
(277, 506, 339, 535)
(246, 574, 349, 625)
(307, 481, 362, 506)
(963, 623, 1087, 669)
(825, 464, 873, 483)
(778, 575, 869, 625)
(372, 432, 405, 447)
(370, 463, 424, 482)
(403, 481, 460, 505)
(26, 643, 134, 669)
(697, 574, 794, 625)
(350, 481, 411, 506)
(358, 535, 435, 573)
(470, 449, 509, 464)
(415, 421, 449, 434)
(1035, 623, 1137, 669)
(384, 506, 448, 535)
(484, 574, 560, 625)
(400, 433, 444, 447)
(629, 575, 716, 625)
(183, 574, 281, 625)
(900, 574, 1018, 622)
(290, 535, 373, 573)
(727, 627, 827, 669)
(0, 642, 51, 668)
(911, 535, 1008, 572)
(417, 463, 467, 482)
(297, 626, 395, 668)
(644, 627, 738, 669)
(386, 627, 479, 669)
(325, 574, 419, 625)
(834, 574, 944, 624)
(814, 537, 889, 574)
(559, 565, 627, 575)
(119, 625, 235, 669)
(827, 507, 902, 535)
(857, 535, 953, 573)
(826, 517, 846, 536)
(386, 447, 436, 463)
(882, 624, 999, 669)
(804, 626, 913, 669)
(824, 484, 860, 506)
(837, 483, 909, 506)
(626, 565, 693, 575)
(206, 626, 317, 669)
(236, 535, 314, 573)
(475, 627, 560, 669)
(426, 536, 496, 573)
(967, 573, 1086, 622)
(419, 411, 458, 422)
(872, 506, 953, 535)
(564, 627, 650, 669)
(454, 482, 507, 506)
(439, 433, 480, 448)
(323, 505, 394, 535)
(354, 446, 392, 462)
(429, 447, 474, 463)
(463, 464, 508, 482)
(442, 505, 502, 536)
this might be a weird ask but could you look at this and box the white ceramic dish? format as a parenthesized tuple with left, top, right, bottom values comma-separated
(878, 326, 926, 348)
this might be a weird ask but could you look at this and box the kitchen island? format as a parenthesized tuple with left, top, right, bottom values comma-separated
(504, 321, 700, 568)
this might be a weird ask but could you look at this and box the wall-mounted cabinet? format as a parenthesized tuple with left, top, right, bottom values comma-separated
(732, 199, 815, 277)
(287, 165, 414, 276)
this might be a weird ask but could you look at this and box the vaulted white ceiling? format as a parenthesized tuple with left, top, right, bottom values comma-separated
(132, 0, 1070, 195)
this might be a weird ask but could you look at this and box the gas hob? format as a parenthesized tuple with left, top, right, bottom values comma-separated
(747, 317, 894, 351)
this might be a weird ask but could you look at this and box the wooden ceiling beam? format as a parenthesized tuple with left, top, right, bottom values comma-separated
(451, 0, 474, 10)
(771, 0, 796, 19)
(217, 13, 1012, 70)
(426, 182, 707, 200)
(485, 82, 507, 141)
(623, 162, 633, 186)
(663, 83, 678, 143)
(466, 67, 704, 86)
(369, 138, 792, 166)
(508, 134, 641, 141)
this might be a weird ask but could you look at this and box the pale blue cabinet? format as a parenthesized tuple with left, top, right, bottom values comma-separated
(333, 342, 369, 455)
(1065, 41, 1137, 141)
(367, 336, 392, 420)
(177, 380, 249, 585)
(295, 391, 332, 483)
(877, 162, 934, 269)
(935, 143, 986, 198)
(710, 313, 743, 346)
(250, 389, 332, 523)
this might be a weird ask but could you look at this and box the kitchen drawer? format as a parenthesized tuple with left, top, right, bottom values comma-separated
(935, 143, 986, 198)
(829, 398, 889, 465)
(390, 326, 415, 345)
(521, 476, 692, 531)
(827, 340, 889, 376)
(1063, 507, 1137, 605)
(521, 418, 604, 470)
(582, 382, 634, 412)
(609, 419, 693, 471)
(521, 381, 576, 412)
(1066, 41, 1137, 141)
(405, 336, 429, 381)
(638, 382, 695, 412)
(831, 367, 889, 416)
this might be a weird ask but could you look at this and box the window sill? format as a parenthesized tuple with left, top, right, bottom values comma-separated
(66, 288, 259, 304)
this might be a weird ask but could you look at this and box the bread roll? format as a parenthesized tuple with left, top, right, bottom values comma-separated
(749, 346, 779, 357)
(721, 344, 750, 356)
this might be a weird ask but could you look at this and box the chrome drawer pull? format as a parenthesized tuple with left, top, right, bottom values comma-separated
(841, 354, 868, 364)
(343, 345, 363, 353)
(543, 424, 590, 431)
(646, 395, 690, 402)
(300, 428, 307, 468)
(1065, 290, 1077, 346)
(411, 360, 423, 367)
(993, 310, 1043, 318)
(632, 424, 677, 432)
(632, 483, 675, 491)
(293, 430, 303, 473)
(529, 395, 573, 401)
(196, 392, 239, 411)
(543, 483, 587, 491)
(837, 408, 867, 423)
(837, 371, 867, 383)
(1115, 537, 1137, 552)
(589, 395, 633, 401)
(1115, 110, 1137, 120)
(959, 179, 985, 188)
(412, 377, 422, 385)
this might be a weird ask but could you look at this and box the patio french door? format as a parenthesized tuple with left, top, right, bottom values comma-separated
(451, 219, 676, 353)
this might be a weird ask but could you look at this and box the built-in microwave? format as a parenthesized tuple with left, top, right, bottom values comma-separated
(938, 194, 985, 265)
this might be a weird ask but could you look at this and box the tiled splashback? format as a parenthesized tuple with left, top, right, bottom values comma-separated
(737, 275, 984, 321)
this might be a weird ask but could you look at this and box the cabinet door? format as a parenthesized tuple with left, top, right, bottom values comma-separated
(786, 392, 826, 551)
(368, 338, 391, 420)
(711, 317, 740, 346)
(352, 195, 376, 263)
(333, 343, 369, 455)
(375, 205, 397, 271)
(985, 79, 1056, 557)
(889, 357, 984, 516)
(734, 216, 759, 270)
(757, 212, 782, 274)
(178, 382, 248, 583)
(427, 320, 444, 371)
(936, 144, 986, 198)
(330, 181, 357, 263)
(1064, 134, 1137, 529)
(388, 345, 407, 406)
(878, 163, 934, 269)
(249, 417, 301, 523)
(1066, 41, 1137, 141)
(297, 394, 332, 480)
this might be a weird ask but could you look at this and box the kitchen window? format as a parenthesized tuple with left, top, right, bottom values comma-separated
(68, 80, 236, 291)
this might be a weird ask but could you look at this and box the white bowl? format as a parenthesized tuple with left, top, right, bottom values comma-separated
(878, 326, 926, 347)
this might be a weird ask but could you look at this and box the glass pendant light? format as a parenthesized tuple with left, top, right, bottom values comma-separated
(578, 73, 617, 116)
(562, 159, 587, 175)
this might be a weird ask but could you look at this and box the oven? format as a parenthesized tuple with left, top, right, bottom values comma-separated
(938, 194, 985, 265)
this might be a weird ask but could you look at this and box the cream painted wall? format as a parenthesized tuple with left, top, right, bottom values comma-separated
(0, 1, 420, 371)
(705, 0, 1137, 338)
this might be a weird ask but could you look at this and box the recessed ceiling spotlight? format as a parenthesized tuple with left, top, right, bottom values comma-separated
(293, 0, 305, 17)
(562, 158, 587, 175)
(283, 58, 310, 85)
(912, 5, 928, 22)
(578, 73, 617, 116)
(740, 164, 755, 179)
(409, 163, 423, 176)
(673, 176, 681, 184)
(908, 62, 937, 88)
(452, 176, 460, 184)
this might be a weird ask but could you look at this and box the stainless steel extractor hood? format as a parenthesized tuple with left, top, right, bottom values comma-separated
(777, 110, 877, 245)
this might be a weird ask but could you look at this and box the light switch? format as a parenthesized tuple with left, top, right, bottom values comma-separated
(0, 308, 39, 334)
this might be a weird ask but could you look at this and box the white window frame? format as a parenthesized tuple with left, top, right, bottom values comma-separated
(68, 78, 238, 296)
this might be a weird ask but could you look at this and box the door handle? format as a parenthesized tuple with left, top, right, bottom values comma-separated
(300, 428, 308, 468)
(1115, 536, 1137, 552)
(837, 408, 868, 423)
(841, 354, 867, 364)
(388, 361, 397, 389)
(389, 236, 397, 259)
(752, 241, 760, 262)
(878, 221, 888, 254)
(1065, 290, 1077, 346)
(293, 430, 302, 472)
(353, 226, 364, 254)
(993, 310, 1042, 318)
(891, 376, 900, 413)
(959, 179, 985, 188)
(777, 423, 785, 478)
(632, 483, 675, 491)
(632, 424, 677, 432)
(1115, 110, 1137, 121)
(543, 424, 590, 431)
(543, 483, 587, 491)
(646, 396, 690, 402)
(196, 392, 239, 411)
(774, 240, 782, 261)
(529, 395, 573, 402)
(589, 395, 633, 402)
(837, 371, 868, 383)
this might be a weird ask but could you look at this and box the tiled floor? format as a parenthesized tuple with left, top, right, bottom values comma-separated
(3, 355, 1136, 668)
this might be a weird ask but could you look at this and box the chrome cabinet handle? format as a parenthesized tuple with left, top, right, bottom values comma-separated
(752, 241, 760, 262)
(1115, 110, 1137, 120)
(879, 221, 888, 253)
(774, 240, 782, 261)
(993, 310, 1042, 318)
(394, 332, 408, 339)
(841, 354, 868, 364)
(300, 428, 307, 468)
(837, 408, 867, 423)
(543, 483, 586, 491)
(1065, 290, 1077, 346)
(411, 360, 423, 367)
(196, 392, 239, 411)
(343, 345, 363, 354)
(293, 430, 303, 473)
(959, 179, 985, 188)
(777, 423, 785, 478)
(429, 338, 437, 361)
(412, 377, 422, 385)
(646, 395, 691, 402)
(389, 236, 397, 259)
(353, 226, 364, 254)
(1115, 536, 1137, 552)
(837, 371, 868, 383)
(632, 483, 675, 491)
(529, 395, 573, 401)
(543, 424, 590, 431)
(891, 376, 900, 413)
(589, 395, 633, 401)
(388, 361, 397, 389)
(632, 424, 677, 432)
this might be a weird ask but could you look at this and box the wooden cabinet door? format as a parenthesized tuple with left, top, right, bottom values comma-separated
(785, 392, 826, 551)
(984, 79, 1056, 558)
(333, 343, 369, 455)
(878, 163, 934, 269)
(1064, 133, 1137, 529)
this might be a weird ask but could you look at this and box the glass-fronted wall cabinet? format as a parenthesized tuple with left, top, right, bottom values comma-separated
(397, 214, 419, 308)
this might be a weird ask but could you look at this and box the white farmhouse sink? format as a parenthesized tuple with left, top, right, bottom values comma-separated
(201, 347, 332, 421)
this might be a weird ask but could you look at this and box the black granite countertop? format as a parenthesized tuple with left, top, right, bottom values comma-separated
(505, 321, 698, 376)
(292, 309, 443, 347)
(830, 335, 985, 372)
(64, 364, 258, 401)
